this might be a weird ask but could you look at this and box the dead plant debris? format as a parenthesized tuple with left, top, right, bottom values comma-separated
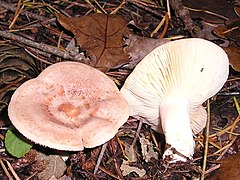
(0, 0, 239, 179)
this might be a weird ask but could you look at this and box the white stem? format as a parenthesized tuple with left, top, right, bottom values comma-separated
(160, 96, 194, 162)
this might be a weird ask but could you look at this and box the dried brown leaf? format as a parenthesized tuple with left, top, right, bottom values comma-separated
(124, 34, 169, 69)
(209, 152, 240, 180)
(57, 13, 131, 72)
(223, 43, 240, 72)
(35, 152, 67, 180)
(139, 134, 158, 163)
(120, 159, 146, 177)
(0, 43, 38, 114)
(125, 144, 137, 162)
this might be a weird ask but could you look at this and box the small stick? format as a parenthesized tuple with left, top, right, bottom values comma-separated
(201, 99, 210, 180)
(0, 30, 85, 62)
(93, 0, 108, 14)
(169, 0, 201, 37)
(150, 13, 166, 37)
(0, 2, 50, 22)
(166, 0, 171, 18)
(115, 135, 128, 159)
(110, 0, 126, 14)
(94, 142, 108, 174)
(204, 164, 220, 175)
(216, 136, 237, 160)
(131, 117, 143, 147)
(184, 6, 229, 21)
(97, 165, 120, 179)
(9, 0, 23, 29)
(0, 159, 13, 179)
(159, 13, 169, 39)
(229, 116, 240, 140)
(4, 159, 21, 180)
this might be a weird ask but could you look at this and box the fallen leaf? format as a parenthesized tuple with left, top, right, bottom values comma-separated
(223, 43, 240, 72)
(0, 43, 38, 115)
(209, 152, 240, 180)
(36, 152, 67, 180)
(183, 0, 238, 24)
(197, 21, 229, 47)
(125, 144, 137, 162)
(120, 159, 146, 177)
(213, 20, 240, 46)
(124, 34, 169, 69)
(139, 134, 158, 162)
(5, 129, 33, 158)
(57, 13, 131, 72)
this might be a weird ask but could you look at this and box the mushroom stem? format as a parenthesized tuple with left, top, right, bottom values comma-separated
(160, 96, 194, 162)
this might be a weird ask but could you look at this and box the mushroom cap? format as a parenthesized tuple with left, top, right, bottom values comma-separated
(120, 38, 229, 133)
(8, 61, 129, 151)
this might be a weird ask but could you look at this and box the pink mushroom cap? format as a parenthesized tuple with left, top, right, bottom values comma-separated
(8, 61, 129, 151)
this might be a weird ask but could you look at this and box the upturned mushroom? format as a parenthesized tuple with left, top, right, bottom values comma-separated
(120, 38, 229, 162)
(8, 61, 129, 151)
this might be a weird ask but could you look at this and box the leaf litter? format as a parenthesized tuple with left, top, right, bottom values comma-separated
(0, 0, 239, 179)
(57, 13, 132, 72)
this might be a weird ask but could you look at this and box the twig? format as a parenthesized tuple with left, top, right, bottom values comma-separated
(110, 0, 127, 14)
(169, 0, 201, 37)
(94, 142, 108, 174)
(204, 164, 220, 175)
(9, 0, 23, 29)
(0, 1, 50, 22)
(24, 47, 53, 65)
(83, 0, 102, 13)
(4, 159, 21, 180)
(114, 158, 124, 180)
(93, 0, 108, 14)
(215, 136, 238, 160)
(166, 0, 171, 18)
(25, 172, 38, 180)
(233, 96, 240, 115)
(127, 0, 164, 18)
(98, 165, 120, 179)
(0, 30, 85, 62)
(159, 13, 169, 39)
(0, 159, 13, 179)
(201, 100, 210, 180)
(131, 117, 143, 147)
(150, 13, 166, 37)
(115, 134, 128, 159)
(212, 127, 240, 136)
(229, 116, 240, 140)
(184, 6, 229, 21)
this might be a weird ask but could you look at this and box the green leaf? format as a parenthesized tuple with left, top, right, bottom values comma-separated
(5, 129, 33, 158)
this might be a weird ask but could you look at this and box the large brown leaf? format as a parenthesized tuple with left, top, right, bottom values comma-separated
(223, 43, 240, 72)
(0, 43, 38, 115)
(58, 13, 131, 72)
(209, 152, 240, 180)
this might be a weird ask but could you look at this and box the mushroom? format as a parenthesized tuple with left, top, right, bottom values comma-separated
(8, 61, 129, 151)
(120, 38, 229, 162)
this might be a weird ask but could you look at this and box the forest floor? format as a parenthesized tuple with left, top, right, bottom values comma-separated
(0, 0, 240, 179)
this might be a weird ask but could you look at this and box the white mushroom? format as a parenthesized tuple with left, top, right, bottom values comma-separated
(120, 38, 229, 162)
